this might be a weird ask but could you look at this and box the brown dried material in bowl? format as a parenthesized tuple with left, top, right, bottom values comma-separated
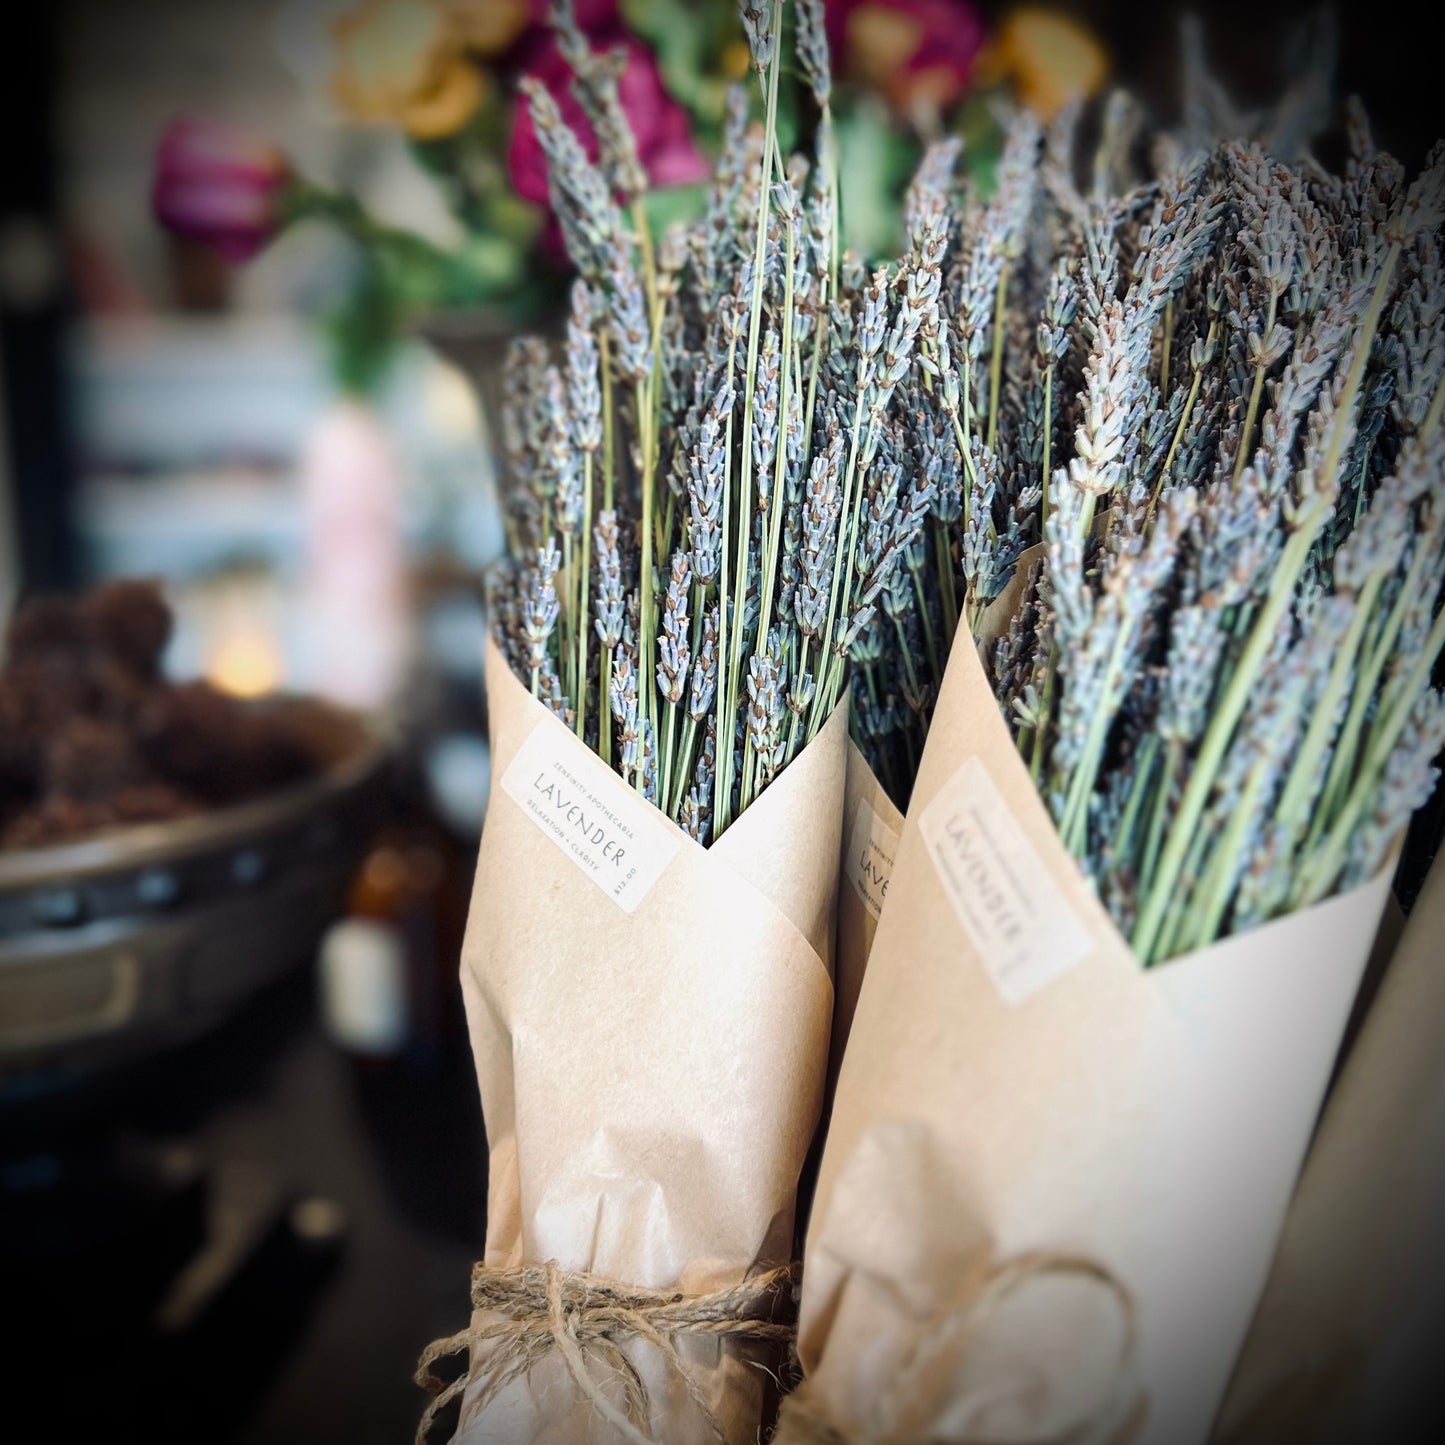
(1, 580, 323, 850)
(136, 681, 316, 807)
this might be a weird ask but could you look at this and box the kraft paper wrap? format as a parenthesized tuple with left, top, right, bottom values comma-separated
(446, 637, 846, 1444)
(780, 592, 1394, 1445)
(1213, 848, 1445, 1445)
(829, 743, 904, 1096)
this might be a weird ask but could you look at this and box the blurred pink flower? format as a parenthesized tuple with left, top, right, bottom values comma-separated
(525, 0, 618, 29)
(508, 34, 709, 221)
(151, 119, 291, 264)
(826, 0, 985, 116)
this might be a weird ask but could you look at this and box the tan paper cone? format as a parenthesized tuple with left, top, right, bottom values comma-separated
(1213, 850, 1445, 1445)
(444, 638, 847, 1444)
(829, 742, 903, 1096)
(781, 618, 1393, 1445)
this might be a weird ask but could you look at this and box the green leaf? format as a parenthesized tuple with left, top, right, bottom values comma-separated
(623, 0, 746, 143)
(640, 183, 708, 241)
(835, 95, 919, 262)
(325, 256, 403, 398)
(956, 93, 1006, 197)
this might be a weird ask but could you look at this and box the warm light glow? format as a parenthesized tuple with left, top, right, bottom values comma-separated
(207, 626, 282, 698)
(425, 356, 482, 439)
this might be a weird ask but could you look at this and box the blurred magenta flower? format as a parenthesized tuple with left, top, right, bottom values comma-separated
(508, 34, 708, 220)
(524, 0, 618, 28)
(152, 119, 291, 264)
(826, 0, 985, 117)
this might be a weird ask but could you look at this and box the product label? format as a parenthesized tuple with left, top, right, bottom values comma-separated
(500, 722, 680, 914)
(919, 756, 1089, 1005)
(846, 797, 901, 920)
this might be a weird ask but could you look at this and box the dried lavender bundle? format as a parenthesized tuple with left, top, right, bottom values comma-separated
(842, 76, 1445, 962)
(971, 131, 1445, 966)
(491, 0, 926, 844)
(844, 115, 1048, 806)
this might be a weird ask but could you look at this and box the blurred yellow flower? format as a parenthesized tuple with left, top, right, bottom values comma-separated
(976, 6, 1110, 121)
(436, 0, 529, 57)
(330, 0, 487, 140)
(721, 39, 752, 81)
(845, 5, 926, 97)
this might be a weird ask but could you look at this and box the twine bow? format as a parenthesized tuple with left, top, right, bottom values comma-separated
(772, 1251, 1145, 1445)
(415, 1259, 800, 1445)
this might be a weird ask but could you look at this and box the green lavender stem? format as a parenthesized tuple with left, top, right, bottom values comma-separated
(1233, 294, 1278, 483)
(1180, 712, 1293, 953)
(742, 208, 798, 813)
(1302, 369, 1445, 853)
(1154, 822, 1213, 963)
(1112, 731, 1159, 870)
(714, 331, 738, 834)
(757, 213, 797, 646)
(599, 651, 612, 768)
(1316, 462, 1445, 832)
(637, 378, 656, 788)
(936, 521, 959, 643)
(1133, 508, 1320, 961)
(1153, 372, 1201, 508)
(1153, 321, 1215, 511)
(808, 387, 870, 733)
(1160, 298, 1174, 395)
(1295, 602, 1445, 906)
(660, 699, 678, 817)
(720, 0, 782, 832)
(1040, 364, 1053, 530)
(1028, 640, 1059, 785)
(600, 329, 616, 512)
(986, 268, 1009, 452)
(1138, 740, 1180, 900)
(632, 197, 660, 336)
(672, 714, 698, 824)
(561, 532, 576, 703)
(893, 615, 923, 701)
(575, 453, 593, 741)
(1058, 622, 1132, 857)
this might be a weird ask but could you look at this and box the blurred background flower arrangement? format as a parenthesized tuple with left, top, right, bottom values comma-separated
(150, 0, 1111, 401)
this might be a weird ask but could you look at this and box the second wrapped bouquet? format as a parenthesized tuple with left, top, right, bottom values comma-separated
(782, 98, 1445, 1445)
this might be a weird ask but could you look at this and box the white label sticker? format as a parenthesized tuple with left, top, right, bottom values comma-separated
(846, 798, 901, 921)
(500, 722, 681, 914)
(919, 756, 1089, 1005)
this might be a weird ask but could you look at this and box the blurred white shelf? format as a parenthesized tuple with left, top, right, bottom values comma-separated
(77, 465, 305, 577)
(72, 315, 330, 468)
(69, 314, 504, 579)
